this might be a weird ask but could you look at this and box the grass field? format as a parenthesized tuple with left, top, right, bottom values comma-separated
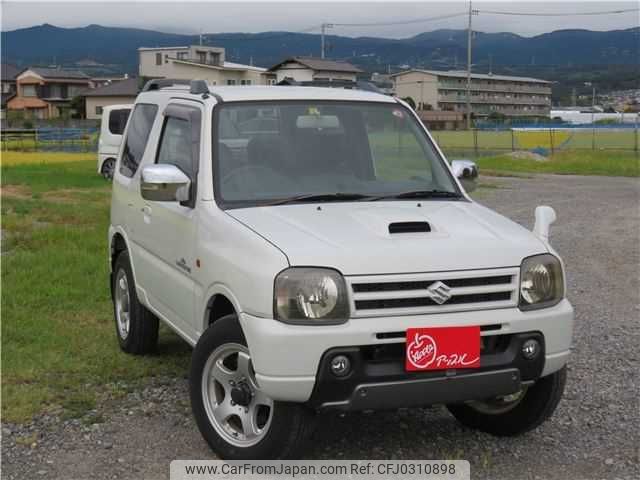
(432, 129, 638, 152)
(1, 156, 190, 423)
(1, 149, 637, 423)
(476, 150, 639, 177)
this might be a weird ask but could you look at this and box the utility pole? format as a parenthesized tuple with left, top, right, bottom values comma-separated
(466, 1, 477, 130)
(321, 23, 333, 59)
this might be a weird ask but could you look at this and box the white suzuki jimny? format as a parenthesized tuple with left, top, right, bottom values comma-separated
(109, 79, 574, 459)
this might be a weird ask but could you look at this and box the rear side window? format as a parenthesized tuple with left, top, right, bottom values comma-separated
(120, 104, 158, 178)
(108, 108, 131, 135)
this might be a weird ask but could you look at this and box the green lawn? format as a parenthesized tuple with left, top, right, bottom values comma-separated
(476, 150, 639, 177)
(1, 157, 190, 423)
(431, 129, 637, 152)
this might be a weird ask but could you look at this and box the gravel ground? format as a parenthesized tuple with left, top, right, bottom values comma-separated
(2, 174, 639, 480)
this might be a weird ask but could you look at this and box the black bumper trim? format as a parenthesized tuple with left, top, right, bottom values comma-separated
(307, 332, 545, 411)
(319, 368, 521, 411)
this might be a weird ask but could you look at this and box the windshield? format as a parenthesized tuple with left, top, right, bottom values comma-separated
(214, 101, 460, 208)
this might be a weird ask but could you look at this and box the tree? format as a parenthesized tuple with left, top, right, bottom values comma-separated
(70, 95, 86, 119)
(401, 97, 416, 110)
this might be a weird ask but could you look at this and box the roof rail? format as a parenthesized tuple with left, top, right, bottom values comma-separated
(141, 78, 211, 96)
(276, 78, 387, 95)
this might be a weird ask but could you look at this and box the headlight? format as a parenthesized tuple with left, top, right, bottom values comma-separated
(274, 268, 349, 324)
(519, 254, 564, 311)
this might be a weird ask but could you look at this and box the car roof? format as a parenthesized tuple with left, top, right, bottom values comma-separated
(138, 85, 397, 104)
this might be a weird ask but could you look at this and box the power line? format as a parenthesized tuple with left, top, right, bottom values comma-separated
(477, 8, 639, 17)
(331, 12, 468, 28)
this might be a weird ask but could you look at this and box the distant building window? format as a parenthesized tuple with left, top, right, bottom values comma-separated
(155, 53, 162, 65)
(240, 79, 252, 86)
(209, 52, 220, 65)
(197, 51, 207, 63)
(227, 79, 237, 86)
(95, 106, 103, 115)
(22, 85, 37, 97)
(177, 52, 188, 60)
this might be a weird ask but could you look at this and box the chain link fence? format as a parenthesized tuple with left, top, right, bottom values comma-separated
(431, 126, 639, 159)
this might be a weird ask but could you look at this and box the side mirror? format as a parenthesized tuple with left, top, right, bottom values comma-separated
(140, 164, 191, 202)
(451, 159, 479, 193)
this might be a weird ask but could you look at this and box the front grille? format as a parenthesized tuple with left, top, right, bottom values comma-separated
(347, 268, 519, 317)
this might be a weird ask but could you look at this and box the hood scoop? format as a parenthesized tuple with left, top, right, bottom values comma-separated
(388, 221, 431, 234)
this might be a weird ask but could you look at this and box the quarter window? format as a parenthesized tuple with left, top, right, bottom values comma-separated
(119, 104, 158, 177)
(108, 108, 131, 135)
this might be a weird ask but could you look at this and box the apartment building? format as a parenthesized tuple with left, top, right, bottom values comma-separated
(7, 67, 91, 119)
(138, 45, 273, 85)
(392, 69, 552, 118)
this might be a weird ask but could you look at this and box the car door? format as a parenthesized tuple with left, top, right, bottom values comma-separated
(133, 101, 203, 338)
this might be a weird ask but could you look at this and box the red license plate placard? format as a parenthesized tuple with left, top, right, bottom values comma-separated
(405, 326, 480, 371)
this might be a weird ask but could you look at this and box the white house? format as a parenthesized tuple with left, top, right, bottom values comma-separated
(267, 57, 362, 84)
(138, 45, 274, 86)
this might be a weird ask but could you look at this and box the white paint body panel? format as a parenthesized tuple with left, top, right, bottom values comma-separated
(109, 86, 574, 403)
(97, 104, 132, 173)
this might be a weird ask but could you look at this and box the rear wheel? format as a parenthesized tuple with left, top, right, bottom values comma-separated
(112, 251, 159, 354)
(446, 367, 567, 436)
(190, 315, 314, 459)
(101, 158, 116, 180)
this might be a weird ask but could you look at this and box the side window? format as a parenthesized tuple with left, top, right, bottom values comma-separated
(155, 105, 201, 182)
(108, 108, 131, 135)
(156, 117, 194, 178)
(120, 104, 158, 178)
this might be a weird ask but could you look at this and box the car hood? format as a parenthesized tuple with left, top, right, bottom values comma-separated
(227, 201, 548, 275)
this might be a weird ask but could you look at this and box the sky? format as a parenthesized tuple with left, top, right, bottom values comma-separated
(1, 0, 638, 38)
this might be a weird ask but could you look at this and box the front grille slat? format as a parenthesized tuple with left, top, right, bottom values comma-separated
(347, 268, 519, 317)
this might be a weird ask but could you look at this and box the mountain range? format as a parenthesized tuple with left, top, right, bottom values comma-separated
(2, 23, 638, 74)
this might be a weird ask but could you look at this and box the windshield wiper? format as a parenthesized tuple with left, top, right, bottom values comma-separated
(262, 192, 374, 206)
(370, 190, 463, 201)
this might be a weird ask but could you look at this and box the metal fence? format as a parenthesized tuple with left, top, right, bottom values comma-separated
(431, 126, 639, 159)
(1, 127, 99, 153)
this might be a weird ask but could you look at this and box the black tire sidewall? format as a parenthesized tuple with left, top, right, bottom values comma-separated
(102, 158, 115, 180)
(447, 366, 567, 436)
(189, 314, 313, 459)
(112, 250, 158, 353)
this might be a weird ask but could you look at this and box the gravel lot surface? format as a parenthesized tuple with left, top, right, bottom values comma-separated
(2, 174, 639, 480)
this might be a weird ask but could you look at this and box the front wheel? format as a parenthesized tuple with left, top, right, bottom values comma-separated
(446, 366, 567, 436)
(112, 251, 159, 354)
(190, 315, 314, 459)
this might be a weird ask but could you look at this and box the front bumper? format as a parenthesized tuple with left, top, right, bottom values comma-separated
(307, 332, 543, 411)
(238, 299, 573, 403)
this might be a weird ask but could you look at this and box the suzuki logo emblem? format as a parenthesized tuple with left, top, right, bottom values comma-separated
(426, 281, 452, 304)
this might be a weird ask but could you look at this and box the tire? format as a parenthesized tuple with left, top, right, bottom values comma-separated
(101, 158, 116, 180)
(112, 250, 159, 354)
(190, 314, 315, 459)
(447, 367, 567, 437)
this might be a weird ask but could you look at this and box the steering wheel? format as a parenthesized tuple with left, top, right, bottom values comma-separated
(222, 165, 282, 187)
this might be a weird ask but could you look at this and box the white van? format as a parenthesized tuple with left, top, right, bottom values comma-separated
(109, 80, 573, 459)
(98, 104, 132, 179)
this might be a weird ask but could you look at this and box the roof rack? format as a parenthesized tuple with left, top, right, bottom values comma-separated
(141, 78, 211, 96)
(276, 78, 386, 95)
